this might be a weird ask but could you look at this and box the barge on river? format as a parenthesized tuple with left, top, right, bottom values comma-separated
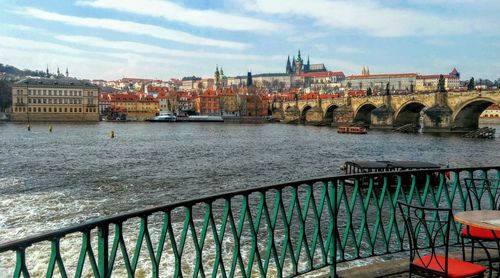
(337, 126, 367, 134)
(341, 160, 442, 187)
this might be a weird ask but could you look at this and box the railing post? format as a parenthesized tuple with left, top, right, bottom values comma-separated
(98, 224, 109, 278)
(330, 179, 338, 278)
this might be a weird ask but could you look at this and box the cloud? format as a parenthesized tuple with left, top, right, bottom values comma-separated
(321, 58, 361, 75)
(55, 35, 282, 61)
(0, 35, 190, 79)
(76, 0, 285, 33)
(336, 46, 365, 54)
(245, 0, 499, 37)
(18, 7, 249, 49)
(0, 35, 87, 56)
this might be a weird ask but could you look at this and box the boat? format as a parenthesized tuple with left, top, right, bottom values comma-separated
(341, 161, 441, 174)
(148, 112, 177, 122)
(340, 160, 442, 187)
(337, 126, 367, 134)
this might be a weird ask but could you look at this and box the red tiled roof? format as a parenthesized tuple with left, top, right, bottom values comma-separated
(121, 77, 155, 83)
(417, 74, 459, 79)
(347, 73, 417, 79)
(302, 71, 345, 78)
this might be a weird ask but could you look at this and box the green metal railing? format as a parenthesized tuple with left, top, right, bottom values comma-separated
(0, 166, 498, 277)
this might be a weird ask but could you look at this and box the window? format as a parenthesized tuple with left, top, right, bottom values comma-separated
(28, 108, 31, 112)
(64, 108, 67, 112)
(43, 108, 46, 112)
(70, 108, 73, 112)
(43, 90, 46, 95)
(59, 108, 62, 112)
(38, 107, 41, 112)
(79, 108, 82, 112)
(48, 108, 51, 112)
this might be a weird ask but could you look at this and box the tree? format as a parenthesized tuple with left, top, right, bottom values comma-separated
(366, 87, 372, 96)
(0, 80, 12, 111)
(467, 77, 475, 91)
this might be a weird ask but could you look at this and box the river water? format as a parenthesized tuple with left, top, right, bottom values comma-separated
(0, 122, 498, 276)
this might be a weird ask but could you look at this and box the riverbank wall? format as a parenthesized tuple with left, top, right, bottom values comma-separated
(223, 116, 269, 124)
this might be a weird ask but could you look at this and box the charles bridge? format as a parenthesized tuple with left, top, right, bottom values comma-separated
(272, 90, 500, 132)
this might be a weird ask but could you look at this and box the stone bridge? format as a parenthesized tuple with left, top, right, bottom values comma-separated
(272, 91, 500, 132)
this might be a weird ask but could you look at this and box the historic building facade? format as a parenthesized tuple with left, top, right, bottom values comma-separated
(415, 68, 461, 91)
(344, 67, 417, 93)
(11, 78, 99, 122)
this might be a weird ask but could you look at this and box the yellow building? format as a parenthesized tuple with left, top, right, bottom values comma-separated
(219, 88, 239, 115)
(109, 93, 159, 121)
(10, 77, 99, 122)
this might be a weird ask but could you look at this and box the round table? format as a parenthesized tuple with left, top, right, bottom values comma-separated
(454, 210, 500, 231)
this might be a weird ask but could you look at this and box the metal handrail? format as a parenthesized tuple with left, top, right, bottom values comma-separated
(0, 166, 498, 277)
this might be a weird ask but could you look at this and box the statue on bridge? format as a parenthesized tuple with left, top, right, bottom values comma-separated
(385, 82, 390, 96)
(437, 74, 447, 93)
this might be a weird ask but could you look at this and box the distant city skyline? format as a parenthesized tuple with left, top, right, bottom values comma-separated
(0, 0, 499, 80)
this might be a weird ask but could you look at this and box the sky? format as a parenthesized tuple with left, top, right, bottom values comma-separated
(0, 0, 499, 81)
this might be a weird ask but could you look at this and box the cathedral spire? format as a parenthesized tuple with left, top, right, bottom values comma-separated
(65, 67, 69, 77)
(46, 64, 49, 77)
(286, 55, 292, 74)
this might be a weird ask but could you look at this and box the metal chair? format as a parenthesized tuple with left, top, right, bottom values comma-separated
(398, 201, 486, 278)
(461, 178, 500, 277)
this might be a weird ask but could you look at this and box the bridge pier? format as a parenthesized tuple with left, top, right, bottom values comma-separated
(331, 106, 354, 127)
(423, 105, 453, 132)
(284, 106, 300, 124)
(370, 95, 395, 129)
(371, 105, 395, 129)
(305, 107, 324, 125)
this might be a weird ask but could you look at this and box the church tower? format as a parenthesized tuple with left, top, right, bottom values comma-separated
(215, 65, 220, 84)
(294, 49, 303, 75)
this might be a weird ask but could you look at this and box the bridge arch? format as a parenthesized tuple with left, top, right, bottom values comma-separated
(452, 97, 497, 130)
(394, 101, 427, 127)
(300, 105, 313, 124)
(323, 104, 339, 125)
(353, 103, 377, 126)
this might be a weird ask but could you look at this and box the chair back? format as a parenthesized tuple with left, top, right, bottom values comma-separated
(397, 201, 452, 275)
(463, 178, 500, 211)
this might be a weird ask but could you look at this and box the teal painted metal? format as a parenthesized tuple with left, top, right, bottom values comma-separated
(0, 167, 498, 277)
